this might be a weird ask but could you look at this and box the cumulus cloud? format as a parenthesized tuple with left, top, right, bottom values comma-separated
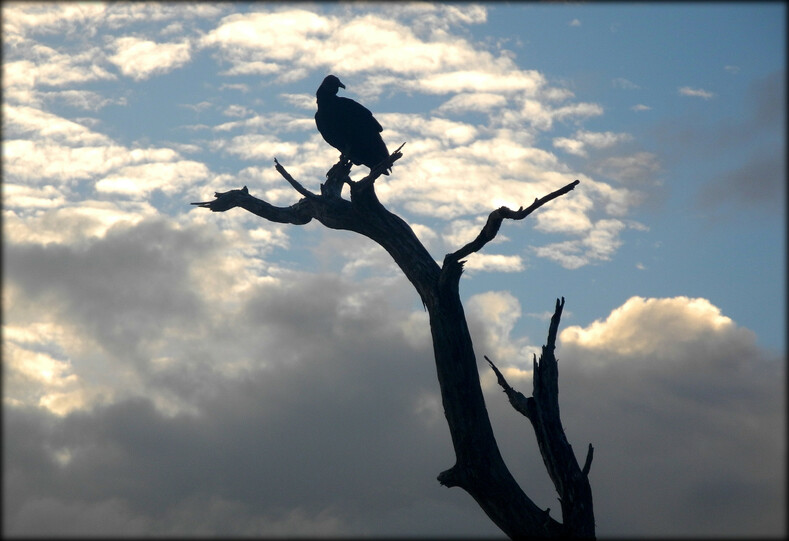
(4, 246, 782, 537)
(561, 296, 753, 360)
(554, 296, 784, 536)
(3, 213, 499, 535)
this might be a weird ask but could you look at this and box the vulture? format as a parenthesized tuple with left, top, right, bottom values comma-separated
(315, 75, 391, 175)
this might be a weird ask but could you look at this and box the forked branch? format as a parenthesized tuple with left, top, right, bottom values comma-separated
(486, 297, 595, 538)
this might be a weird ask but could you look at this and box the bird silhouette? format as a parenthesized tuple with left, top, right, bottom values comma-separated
(315, 75, 391, 175)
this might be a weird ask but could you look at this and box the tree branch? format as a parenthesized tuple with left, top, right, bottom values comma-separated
(445, 179, 580, 265)
(487, 297, 595, 538)
(274, 158, 319, 199)
(354, 142, 406, 191)
(192, 157, 593, 537)
(191, 185, 313, 225)
(485, 355, 532, 419)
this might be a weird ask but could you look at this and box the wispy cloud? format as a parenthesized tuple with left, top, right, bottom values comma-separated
(678, 86, 715, 99)
(612, 77, 639, 90)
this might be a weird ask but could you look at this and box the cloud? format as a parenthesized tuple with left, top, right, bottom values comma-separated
(4, 247, 782, 537)
(41, 89, 128, 111)
(531, 218, 631, 269)
(553, 130, 633, 157)
(612, 77, 639, 90)
(466, 291, 534, 366)
(569, 18, 581, 27)
(462, 253, 525, 273)
(4, 104, 111, 145)
(95, 160, 211, 197)
(678, 86, 715, 99)
(4, 1, 639, 270)
(435, 92, 508, 114)
(670, 70, 786, 216)
(696, 150, 785, 214)
(560, 296, 753, 360)
(108, 37, 192, 80)
(630, 104, 651, 112)
(3, 216, 503, 535)
(554, 296, 784, 536)
(590, 151, 661, 185)
(3, 200, 155, 246)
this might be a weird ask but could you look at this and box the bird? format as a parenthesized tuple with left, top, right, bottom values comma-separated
(315, 75, 391, 175)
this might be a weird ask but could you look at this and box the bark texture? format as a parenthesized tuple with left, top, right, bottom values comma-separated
(192, 151, 594, 538)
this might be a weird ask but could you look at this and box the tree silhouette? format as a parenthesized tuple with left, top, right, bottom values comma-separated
(192, 148, 595, 538)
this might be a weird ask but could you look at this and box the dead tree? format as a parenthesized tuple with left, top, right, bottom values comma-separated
(192, 148, 595, 538)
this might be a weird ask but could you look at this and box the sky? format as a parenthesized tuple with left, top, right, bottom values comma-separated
(2, 2, 785, 537)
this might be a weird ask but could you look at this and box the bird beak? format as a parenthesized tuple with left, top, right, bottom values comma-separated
(339, 82, 345, 89)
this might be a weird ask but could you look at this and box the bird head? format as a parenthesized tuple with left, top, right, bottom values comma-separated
(319, 74, 345, 95)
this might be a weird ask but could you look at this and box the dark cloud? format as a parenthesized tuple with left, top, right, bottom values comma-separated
(556, 297, 785, 537)
(695, 149, 785, 214)
(654, 70, 786, 216)
(3, 218, 502, 536)
(4, 221, 784, 537)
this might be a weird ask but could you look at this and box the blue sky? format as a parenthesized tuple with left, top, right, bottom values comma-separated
(3, 2, 785, 537)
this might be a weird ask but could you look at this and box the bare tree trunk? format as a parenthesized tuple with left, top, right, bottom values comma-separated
(192, 151, 594, 538)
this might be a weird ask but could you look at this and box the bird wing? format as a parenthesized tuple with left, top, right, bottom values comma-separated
(336, 97, 383, 133)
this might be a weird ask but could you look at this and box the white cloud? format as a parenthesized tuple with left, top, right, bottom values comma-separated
(631, 104, 651, 112)
(553, 130, 632, 157)
(3, 138, 182, 185)
(96, 160, 211, 196)
(569, 18, 581, 27)
(3, 201, 155, 245)
(1, 2, 108, 37)
(41, 89, 128, 111)
(435, 92, 508, 114)
(467, 290, 534, 367)
(108, 37, 192, 80)
(552, 136, 587, 156)
(678, 86, 715, 99)
(4, 104, 111, 145)
(612, 77, 639, 89)
(3, 184, 68, 210)
(3, 45, 115, 94)
(462, 253, 524, 273)
(560, 296, 752, 360)
(532, 218, 630, 269)
(222, 104, 252, 118)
